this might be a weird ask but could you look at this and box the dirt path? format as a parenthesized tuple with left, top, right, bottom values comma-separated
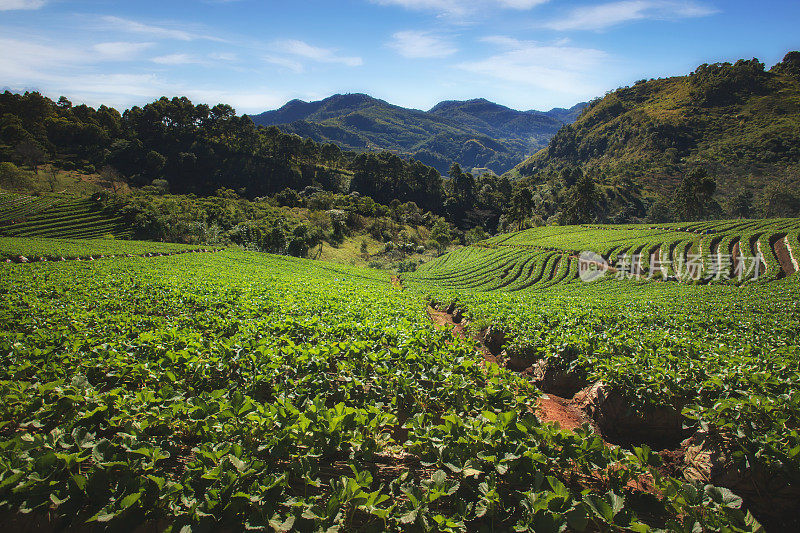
(731, 239, 741, 276)
(427, 306, 496, 364)
(537, 393, 596, 432)
(426, 305, 597, 432)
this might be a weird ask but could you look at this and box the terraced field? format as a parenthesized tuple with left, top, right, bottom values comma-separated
(408, 219, 800, 290)
(0, 192, 130, 239)
(1, 221, 798, 532)
(403, 220, 800, 530)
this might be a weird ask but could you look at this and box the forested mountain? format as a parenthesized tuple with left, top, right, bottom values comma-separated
(511, 52, 800, 214)
(5, 52, 799, 240)
(248, 94, 584, 175)
(0, 91, 526, 232)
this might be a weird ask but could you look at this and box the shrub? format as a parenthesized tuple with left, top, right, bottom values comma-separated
(0, 162, 31, 189)
(397, 260, 418, 273)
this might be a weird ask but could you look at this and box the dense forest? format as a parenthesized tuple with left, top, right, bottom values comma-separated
(1, 90, 641, 236)
(0, 91, 523, 260)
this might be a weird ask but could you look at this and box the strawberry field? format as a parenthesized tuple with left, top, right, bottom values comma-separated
(1, 225, 797, 531)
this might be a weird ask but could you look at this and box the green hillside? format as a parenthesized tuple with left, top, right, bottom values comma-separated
(511, 52, 800, 204)
(249, 94, 583, 175)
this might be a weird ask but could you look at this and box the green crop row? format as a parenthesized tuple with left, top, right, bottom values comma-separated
(402, 221, 800, 528)
(0, 237, 219, 260)
(0, 249, 764, 532)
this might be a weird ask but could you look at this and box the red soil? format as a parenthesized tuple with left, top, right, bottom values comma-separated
(773, 235, 797, 277)
(427, 306, 595, 428)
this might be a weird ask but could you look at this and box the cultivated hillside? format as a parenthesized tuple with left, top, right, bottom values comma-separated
(249, 94, 584, 175)
(511, 52, 800, 200)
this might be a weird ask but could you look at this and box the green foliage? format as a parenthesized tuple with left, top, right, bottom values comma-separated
(513, 52, 800, 206)
(673, 167, 720, 221)
(429, 218, 452, 252)
(405, 219, 800, 509)
(0, 91, 457, 220)
(0, 231, 784, 530)
(0, 236, 208, 260)
(0, 162, 31, 189)
(562, 173, 600, 224)
(0, 192, 130, 239)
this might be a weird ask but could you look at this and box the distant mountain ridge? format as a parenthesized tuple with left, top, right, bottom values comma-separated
(248, 94, 585, 175)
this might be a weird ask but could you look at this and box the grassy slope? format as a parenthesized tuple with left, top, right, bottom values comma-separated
(510, 56, 800, 200)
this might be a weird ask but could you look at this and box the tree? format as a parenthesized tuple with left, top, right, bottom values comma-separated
(100, 165, 124, 193)
(507, 188, 534, 230)
(758, 183, 800, 218)
(465, 226, 489, 244)
(45, 165, 59, 192)
(0, 162, 30, 189)
(145, 150, 166, 176)
(449, 163, 474, 201)
(773, 50, 800, 79)
(647, 196, 676, 223)
(560, 167, 581, 187)
(728, 190, 753, 218)
(674, 168, 718, 221)
(15, 140, 47, 174)
(429, 218, 451, 253)
(276, 188, 302, 208)
(150, 179, 170, 194)
(321, 143, 341, 166)
(563, 173, 599, 225)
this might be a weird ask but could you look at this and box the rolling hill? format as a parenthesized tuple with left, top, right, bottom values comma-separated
(510, 52, 800, 203)
(248, 94, 585, 175)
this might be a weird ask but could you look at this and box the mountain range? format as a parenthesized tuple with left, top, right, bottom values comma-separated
(248, 94, 585, 175)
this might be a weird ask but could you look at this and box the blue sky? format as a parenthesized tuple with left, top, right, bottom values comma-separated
(1, 0, 799, 114)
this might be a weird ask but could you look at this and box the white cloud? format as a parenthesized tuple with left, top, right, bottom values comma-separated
(0, 36, 289, 113)
(388, 30, 458, 58)
(543, 0, 718, 31)
(457, 37, 609, 95)
(371, 0, 548, 17)
(184, 89, 287, 113)
(264, 54, 305, 73)
(272, 39, 363, 67)
(152, 53, 203, 65)
(209, 52, 237, 62)
(98, 15, 223, 42)
(151, 52, 242, 66)
(0, 36, 161, 102)
(497, 0, 549, 8)
(92, 42, 155, 60)
(0, 37, 86, 78)
(0, 0, 46, 10)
